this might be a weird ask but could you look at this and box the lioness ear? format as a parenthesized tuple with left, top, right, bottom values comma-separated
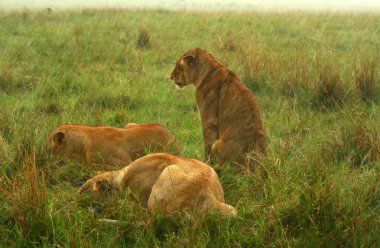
(53, 131, 65, 145)
(183, 54, 195, 65)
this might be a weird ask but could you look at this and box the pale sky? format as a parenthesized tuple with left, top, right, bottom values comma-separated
(0, 0, 380, 12)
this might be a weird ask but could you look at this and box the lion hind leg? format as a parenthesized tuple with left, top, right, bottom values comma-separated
(148, 164, 236, 217)
(147, 164, 190, 214)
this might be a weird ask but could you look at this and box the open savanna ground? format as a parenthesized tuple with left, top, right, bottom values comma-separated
(0, 9, 380, 247)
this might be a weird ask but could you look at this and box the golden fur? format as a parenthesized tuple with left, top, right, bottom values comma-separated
(78, 153, 236, 217)
(48, 123, 180, 169)
(171, 48, 267, 168)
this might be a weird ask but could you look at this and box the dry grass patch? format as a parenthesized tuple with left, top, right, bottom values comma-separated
(242, 52, 269, 93)
(277, 55, 312, 98)
(353, 58, 377, 103)
(136, 27, 150, 48)
(324, 121, 380, 167)
(314, 63, 346, 110)
(0, 153, 49, 242)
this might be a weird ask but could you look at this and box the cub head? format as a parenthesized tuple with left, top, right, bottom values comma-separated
(170, 48, 212, 88)
(48, 130, 66, 153)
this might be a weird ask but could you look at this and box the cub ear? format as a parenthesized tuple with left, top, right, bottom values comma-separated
(53, 131, 65, 145)
(183, 54, 195, 65)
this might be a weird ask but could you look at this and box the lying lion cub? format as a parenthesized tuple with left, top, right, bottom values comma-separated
(78, 153, 236, 217)
(171, 48, 267, 169)
(48, 123, 180, 169)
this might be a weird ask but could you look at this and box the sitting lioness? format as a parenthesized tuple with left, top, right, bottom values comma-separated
(170, 48, 267, 169)
(78, 153, 237, 217)
(48, 123, 180, 169)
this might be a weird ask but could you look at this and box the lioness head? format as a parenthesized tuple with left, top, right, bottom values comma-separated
(48, 131, 66, 153)
(78, 179, 113, 198)
(170, 48, 216, 88)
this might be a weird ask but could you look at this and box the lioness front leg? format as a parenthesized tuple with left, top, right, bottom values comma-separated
(196, 88, 219, 160)
(201, 118, 219, 160)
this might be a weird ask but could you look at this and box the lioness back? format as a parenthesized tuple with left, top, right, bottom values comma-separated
(123, 123, 181, 159)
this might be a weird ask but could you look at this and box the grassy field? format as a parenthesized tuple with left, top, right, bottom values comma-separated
(0, 8, 380, 247)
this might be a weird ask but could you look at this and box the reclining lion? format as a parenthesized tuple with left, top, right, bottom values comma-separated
(78, 153, 237, 217)
(170, 48, 267, 169)
(48, 123, 180, 169)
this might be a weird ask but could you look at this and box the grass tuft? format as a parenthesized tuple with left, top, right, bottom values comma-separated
(136, 27, 150, 48)
(218, 34, 239, 52)
(0, 153, 49, 244)
(314, 63, 346, 110)
(79, 90, 141, 111)
(324, 121, 380, 167)
(243, 53, 269, 94)
(38, 100, 62, 115)
(277, 55, 312, 98)
(0, 65, 13, 93)
(354, 58, 377, 103)
(0, 65, 34, 93)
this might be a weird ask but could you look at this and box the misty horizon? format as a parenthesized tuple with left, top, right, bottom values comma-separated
(1, 0, 380, 12)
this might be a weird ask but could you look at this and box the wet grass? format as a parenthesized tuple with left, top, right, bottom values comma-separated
(0, 8, 379, 247)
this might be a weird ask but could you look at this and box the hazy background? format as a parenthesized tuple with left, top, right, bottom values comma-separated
(1, 0, 380, 12)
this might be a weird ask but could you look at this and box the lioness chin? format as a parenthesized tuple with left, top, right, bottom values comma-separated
(78, 153, 237, 218)
(171, 48, 267, 170)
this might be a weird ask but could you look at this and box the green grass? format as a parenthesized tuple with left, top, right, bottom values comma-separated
(1, 8, 380, 247)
